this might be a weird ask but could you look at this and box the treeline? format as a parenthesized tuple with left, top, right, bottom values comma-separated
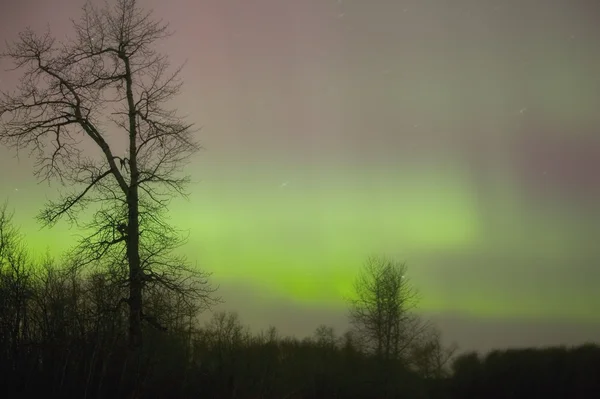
(451, 344, 600, 399)
(0, 204, 445, 398)
(1, 207, 599, 398)
(0, 258, 433, 398)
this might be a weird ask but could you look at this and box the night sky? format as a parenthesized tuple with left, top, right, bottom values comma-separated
(1, 0, 599, 353)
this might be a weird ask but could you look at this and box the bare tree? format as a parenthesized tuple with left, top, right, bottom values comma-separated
(0, 202, 34, 368)
(313, 324, 336, 350)
(348, 256, 426, 362)
(0, 0, 215, 349)
(202, 311, 248, 351)
(409, 325, 458, 380)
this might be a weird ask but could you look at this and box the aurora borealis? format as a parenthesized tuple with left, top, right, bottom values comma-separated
(1, 0, 599, 352)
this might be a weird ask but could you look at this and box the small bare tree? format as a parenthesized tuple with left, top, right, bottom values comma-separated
(0, 0, 215, 349)
(409, 325, 458, 379)
(348, 256, 426, 362)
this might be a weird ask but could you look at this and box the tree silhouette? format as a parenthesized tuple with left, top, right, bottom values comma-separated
(1, 211, 599, 398)
(410, 325, 457, 380)
(0, 0, 216, 349)
(0, 202, 33, 372)
(348, 256, 425, 362)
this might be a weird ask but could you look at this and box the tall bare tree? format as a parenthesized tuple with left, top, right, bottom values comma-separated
(0, 0, 215, 349)
(348, 256, 426, 361)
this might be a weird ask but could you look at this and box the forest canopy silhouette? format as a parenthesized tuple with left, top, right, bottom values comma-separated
(1, 0, 598, 398)
(0, 201, 598, 398)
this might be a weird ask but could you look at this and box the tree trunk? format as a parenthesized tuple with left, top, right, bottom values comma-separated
(126, 193, 143, 350)
(123, 52, 143, 351)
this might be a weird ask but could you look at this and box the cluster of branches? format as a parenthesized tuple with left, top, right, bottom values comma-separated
(2, 205, 599, 398)
(0, 203, 216, 397)
(0, 206, 450, 398)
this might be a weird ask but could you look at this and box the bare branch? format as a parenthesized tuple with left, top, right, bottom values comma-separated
(38, 169, 112, 226)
